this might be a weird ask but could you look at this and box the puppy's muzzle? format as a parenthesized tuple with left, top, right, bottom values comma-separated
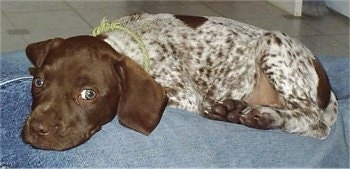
(26, 117, 60, 137)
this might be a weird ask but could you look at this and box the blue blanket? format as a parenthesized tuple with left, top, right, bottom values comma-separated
(1, 51, 349, 167)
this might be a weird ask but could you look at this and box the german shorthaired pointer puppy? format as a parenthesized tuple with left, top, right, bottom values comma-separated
(22, 13, 338, 150)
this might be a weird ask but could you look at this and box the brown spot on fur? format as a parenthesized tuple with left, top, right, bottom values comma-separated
(267, 39, 271, 45)
(127, 13, 143, 22)
(218, 51, 224, 57)
(274, 36, 282, 46)
(206, 57, 212, 65)
(313, 59, 331, 109)
(174, 15, 208, 29)
(236, 48, 244, 54)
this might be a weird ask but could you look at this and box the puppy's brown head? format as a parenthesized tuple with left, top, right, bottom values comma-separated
(22, 36, 167, 151)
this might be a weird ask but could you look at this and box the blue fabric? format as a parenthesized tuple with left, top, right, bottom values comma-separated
(0, 51, 349, 168)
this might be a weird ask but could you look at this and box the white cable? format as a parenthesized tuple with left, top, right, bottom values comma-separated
(0, 76, 33, 86)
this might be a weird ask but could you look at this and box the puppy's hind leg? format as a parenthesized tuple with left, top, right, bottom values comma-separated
(203, 100, 332, 139)
(204, 31, 335, 139)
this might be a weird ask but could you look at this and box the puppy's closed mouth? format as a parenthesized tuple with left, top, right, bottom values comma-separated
(22, 116, 102, 151)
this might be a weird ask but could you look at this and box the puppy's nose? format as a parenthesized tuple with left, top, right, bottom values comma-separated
(30, 119, 50, 136)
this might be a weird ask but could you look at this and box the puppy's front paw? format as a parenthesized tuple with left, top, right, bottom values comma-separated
(239, 108, 275, 129)
(203, 99, 248, 123)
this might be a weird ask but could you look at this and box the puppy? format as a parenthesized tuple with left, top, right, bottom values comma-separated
(22, 13, 338, 151)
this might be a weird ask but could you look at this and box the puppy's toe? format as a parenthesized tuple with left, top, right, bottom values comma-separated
(223, 99, 248, 113)
(203, 103, 228, 121)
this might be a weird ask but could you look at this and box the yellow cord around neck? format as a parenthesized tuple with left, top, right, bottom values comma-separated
(92, 17, 150, 72)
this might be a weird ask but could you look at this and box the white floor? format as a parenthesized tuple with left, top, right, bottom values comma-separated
(1, 0, 349, 56)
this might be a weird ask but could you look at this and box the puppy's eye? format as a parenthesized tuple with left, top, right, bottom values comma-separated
(80, 89, 97, 100)
(33, 78, 44, 88)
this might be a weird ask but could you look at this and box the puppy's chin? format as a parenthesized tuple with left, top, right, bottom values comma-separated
(22, 121, 101, 151)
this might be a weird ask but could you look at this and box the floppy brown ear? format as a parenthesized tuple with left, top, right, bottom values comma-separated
(115, 57, 168, 135)
(26, 38, 64, 67)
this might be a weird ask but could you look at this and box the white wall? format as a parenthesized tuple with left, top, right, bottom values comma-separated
(325, 0, 350, 18)
(267, 0, 303, 16)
